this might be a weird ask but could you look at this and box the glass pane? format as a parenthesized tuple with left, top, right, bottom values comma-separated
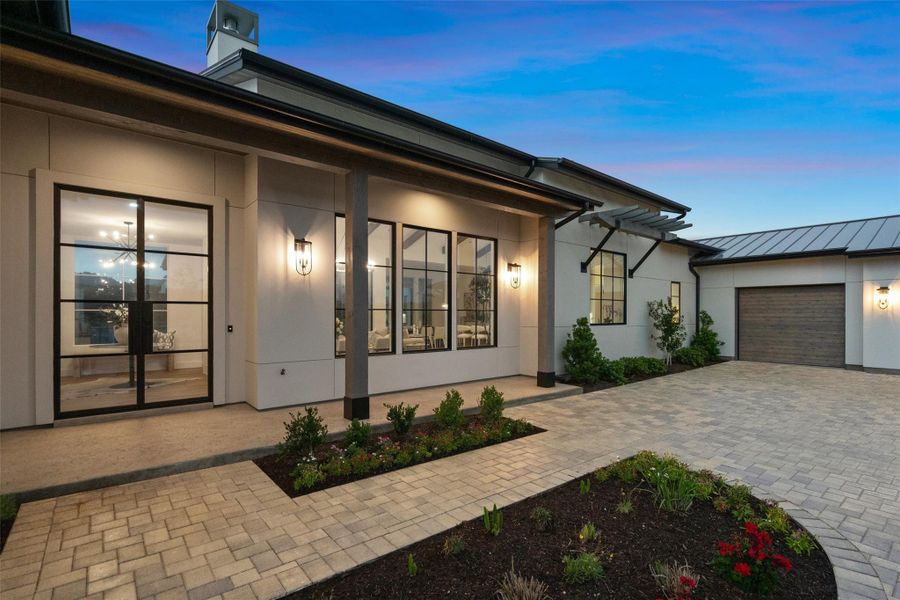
(369, 222, 392, 267)
(613, 254, 625, 278)
(427, 231, 449, 271)
(152, 303, 207, 351)
(457, 311, 477, 347)
(60, 302, 130, 355)
(472, 275, 494, 312)
(369, 310, 392, 353)
(59, 189, 137, 248)
(590, 299, 602, 324)
(335, 271, 345, 310)
(144, 351, 208, 404)
(144, 253, 207, 302)
(590, 275, 602, 300)
(474, 315, 494, 347)
(671, 282, 680, 301)
(402, 227, 426, 268)
(600, 300, 616, 324)
(59, 356, 137, 413)
(335, 309, 346, 355)
(601, 276, 614, 299)
(612, 301, 625, 324)
(335, 216, 346, 264)
(144, 202, 208, 255)
(457, 235, 476, 273)
(601, 252, 614, 276)
(402, 270, 426, 310)
(429, 310, 448, 350)
(613, 277, 625, 301)
(368, 266, 392, 310)
(402, 311, 427, 352)
(60, 246, 137, 301)
(427, 272, 449, 310)
(476, 238, 494, 274)
(589, 258, 602, 276)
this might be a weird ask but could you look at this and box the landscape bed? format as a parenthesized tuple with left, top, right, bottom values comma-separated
(287, 453, 836, 599)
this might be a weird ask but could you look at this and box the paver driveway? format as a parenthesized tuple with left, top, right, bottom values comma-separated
(1, 362, 897, 600)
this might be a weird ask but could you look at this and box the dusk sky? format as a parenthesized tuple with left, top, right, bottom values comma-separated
(69, 1, 899, 238)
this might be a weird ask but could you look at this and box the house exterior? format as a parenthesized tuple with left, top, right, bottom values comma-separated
(0, 1, 896, 430)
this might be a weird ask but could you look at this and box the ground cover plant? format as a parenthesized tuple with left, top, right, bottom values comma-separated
(288, 452, 835, 599)
(255, 386, 541, 498)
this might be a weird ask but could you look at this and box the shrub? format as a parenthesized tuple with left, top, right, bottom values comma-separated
(690, 310, 723, 361)
(291, 464, 324, 492)
(343, 419, 371, 450)
(714, 522, 792, 594)
(279, 407, 328, 458)
(384, 402, 418, 436)
(593, 467, 610, 483)
(441, 532, 466, 556)
(530, 506, 553, 532)
(615, 495, 633, 515)
(578, 522, 598, 543)
(479, 385, 505, 425)
(497, 567, 550, 600)
(786, 529, 815, 556)
(562, 552, 603, 585)
(483, 503, 504, 536)
(650, 560, 700, 600)
(434, 389, 465, 429)
(618, 356, 668, 379)
(598, 357, 627, 385)
(0, 495, 17, 521)
(639, 453, 700, 512)
(760, 503, 792, 535)
(672, 346, 706, 367)
(561, 317, 605, 384)
(579, 478, 591, 495)
(648, 300, 687, 366)
(406, 552, 418, 577)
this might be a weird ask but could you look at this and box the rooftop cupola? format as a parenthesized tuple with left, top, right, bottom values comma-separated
(206, 0, 258, 67)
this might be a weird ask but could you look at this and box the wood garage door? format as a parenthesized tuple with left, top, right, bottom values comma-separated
(737, 285, 845, 367)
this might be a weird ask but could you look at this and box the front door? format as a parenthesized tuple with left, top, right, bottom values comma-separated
(55, 186, 212, 418)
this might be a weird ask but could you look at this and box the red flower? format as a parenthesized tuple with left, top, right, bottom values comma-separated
(679, 575, 697, 588)
(717, 541, 736, 557)
(744, 521, 759, 535)
(733, 562, 752, 577)
(772, 554, 793, 572)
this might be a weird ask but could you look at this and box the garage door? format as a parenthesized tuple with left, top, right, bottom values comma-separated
(737, 285, 845, 367)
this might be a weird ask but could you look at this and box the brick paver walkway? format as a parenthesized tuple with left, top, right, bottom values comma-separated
(1, 362, 897, 599)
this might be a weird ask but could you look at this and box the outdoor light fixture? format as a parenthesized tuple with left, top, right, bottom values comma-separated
(876, 286, 890, 310)
(295, 238, 312, 275)
(507, 262, 521, 289)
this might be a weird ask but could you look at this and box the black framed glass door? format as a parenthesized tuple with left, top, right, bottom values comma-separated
(55, 186, 212, 418)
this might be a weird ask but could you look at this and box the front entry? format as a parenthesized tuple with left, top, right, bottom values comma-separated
(55, 186, 212, 418)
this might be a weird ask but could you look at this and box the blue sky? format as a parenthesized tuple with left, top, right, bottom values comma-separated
(69, 1, 899, 237)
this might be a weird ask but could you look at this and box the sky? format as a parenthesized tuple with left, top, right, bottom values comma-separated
(69, 1, 899, 238)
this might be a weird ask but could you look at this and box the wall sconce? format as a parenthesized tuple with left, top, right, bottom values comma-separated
(876, 286, 890, 310)
(507, 262, 521, 289)
(294, 238, 312, 275)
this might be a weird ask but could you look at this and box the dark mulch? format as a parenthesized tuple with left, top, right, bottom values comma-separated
(0, 517, 15, 554)
(255, 418, 544, 499)
(287, 476, 836, 600)
(572, 361, 721, 394)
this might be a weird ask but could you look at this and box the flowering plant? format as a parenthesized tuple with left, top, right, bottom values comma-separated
(650, 560, 699, 600)
(713, 522, 792, 593)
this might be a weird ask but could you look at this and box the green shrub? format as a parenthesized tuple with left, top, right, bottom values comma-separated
(343, 418, 371, 449)
(599, 358, 627, 385)
(291, 463, 325, 492)
(760, 503, 792, 535)
(0, 495, 17, 521)
(530, 506, 553, 532)
(562, 552, 603, 585)
(648, 300, 687, 366)
(483, 503, 504, 536)
(441, 533, 466, 556)
(578, 522, 598, 543)
(690, 310, 723, 361)
(641, 454, 700, 512)
(593, 467, 610, 483)
(561, 317, 605, 384)
(615, 497, 633, 514)
(384, 402, 418, 436)
(434, 389, 466, 429)
(618, 356, 668, 379)
(279, 407, 328, 458)
(407, 552, 418, 577)
(672, 346, 706, 367)
(479, 385, 505, 425)
(786, 529, 815, 556)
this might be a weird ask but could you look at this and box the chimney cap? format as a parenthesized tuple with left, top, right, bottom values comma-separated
(206, 0, 258, 51)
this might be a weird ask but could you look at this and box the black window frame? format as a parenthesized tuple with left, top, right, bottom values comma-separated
(401, 224, 452, 353)
(455, 233, 498, 349)
(334, 214, 396, 357)
(670, 281, 681, 317)
(589, 250, 627, 326)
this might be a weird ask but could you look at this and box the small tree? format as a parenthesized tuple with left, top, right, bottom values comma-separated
(561, 317, 605, 384)
(648, 300, 686, 366)
(690, 310, 724, 361)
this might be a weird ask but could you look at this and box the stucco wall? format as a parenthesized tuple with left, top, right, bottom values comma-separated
(696, 255, 900, 370)
(0, 104, 243, 428)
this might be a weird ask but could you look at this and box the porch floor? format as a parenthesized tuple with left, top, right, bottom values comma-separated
(0, 376, 580, 498)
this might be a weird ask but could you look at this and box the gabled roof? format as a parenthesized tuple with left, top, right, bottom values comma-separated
(692, 215, 900, 265)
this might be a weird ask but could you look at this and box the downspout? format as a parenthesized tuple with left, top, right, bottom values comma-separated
(688, 262, 700, 336)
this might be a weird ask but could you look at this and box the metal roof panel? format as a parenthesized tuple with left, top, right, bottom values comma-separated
(804, 222, 847, 252)
(765, 227, 810, 254)
(866, 216, 900, 250)
(847, 218, 886, 251)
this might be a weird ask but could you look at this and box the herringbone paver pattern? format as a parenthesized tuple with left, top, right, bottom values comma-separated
(1, 362, 897, 599)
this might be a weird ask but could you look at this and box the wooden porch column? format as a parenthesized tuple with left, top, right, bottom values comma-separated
(344, 170, 370, 419)
(537, 216, 556, 387)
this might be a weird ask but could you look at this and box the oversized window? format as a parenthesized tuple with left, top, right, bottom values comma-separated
(456, 235, 496, 348)
(589, 251, 626, 325)
(402, 226, 450, 352)
(335, 216, 394, 355)
(670, 281, 681, 316)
